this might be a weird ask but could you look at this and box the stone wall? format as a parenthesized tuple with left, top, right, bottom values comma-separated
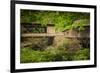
(63, 26, 90, 38)
(47, 26, 55, 34)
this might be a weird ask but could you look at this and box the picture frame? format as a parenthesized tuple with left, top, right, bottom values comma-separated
(10, 0, 97, 73)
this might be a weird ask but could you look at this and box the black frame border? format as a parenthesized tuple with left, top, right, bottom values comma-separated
(10, 0, 97, 73)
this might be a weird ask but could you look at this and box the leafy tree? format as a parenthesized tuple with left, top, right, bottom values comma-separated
(21, 9, 90, 32)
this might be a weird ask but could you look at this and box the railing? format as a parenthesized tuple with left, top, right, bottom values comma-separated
(21, 33, 89, 38)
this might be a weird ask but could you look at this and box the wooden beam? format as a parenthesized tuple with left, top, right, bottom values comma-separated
(21, 33, 64, 37)
(21, 33, 89, 38)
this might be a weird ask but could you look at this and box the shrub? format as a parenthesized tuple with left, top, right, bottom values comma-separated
(20, 48, 35, 63)
(31, 37, 49, 50)
(45, 46, 69, 61)
(73, 48, 90, 60)
(20, 47, 90, 63)
(56, 38, 81, 53)
(21, 47, 69, 63)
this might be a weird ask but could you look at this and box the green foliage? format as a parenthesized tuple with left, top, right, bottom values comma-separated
(20, 47, 90, 63)
(31, 28, 46, 33)
(21, 10, 90, 32)
(73, 48, 90, 60)
(31, 37, 49, 50)
(56, 39, 81, 52)
(72, 19, 90, 31)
